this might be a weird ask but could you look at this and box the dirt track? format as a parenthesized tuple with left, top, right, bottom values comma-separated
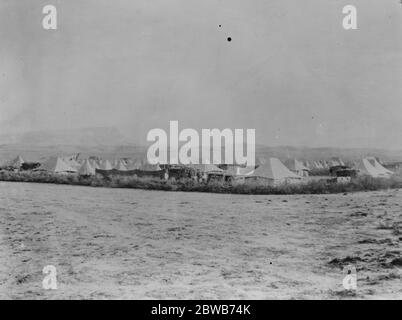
(0, 182, 401, 299)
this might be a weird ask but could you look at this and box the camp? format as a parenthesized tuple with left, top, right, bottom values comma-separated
(114, 159, 128, 171)
(1, 155, 25, 169)
(78, 159, 96, 176)
(365, 157, 393, 176)
(89, 159, 100, 170)
(99, 159, 113, 170)
(245, 157, 301, 185)
(284, 159, 310, 177)
(35, 157, 77, 174)
(355, 158, 390, 178)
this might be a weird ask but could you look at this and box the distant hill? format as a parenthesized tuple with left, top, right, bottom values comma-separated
(1, 127, 402, 163)
(0, 127, 128, 146)
(1, 143, 402, 164)
(254, 145, 402, 163)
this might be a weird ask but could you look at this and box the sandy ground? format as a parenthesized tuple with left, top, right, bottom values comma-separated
(0, 181, 401, 300)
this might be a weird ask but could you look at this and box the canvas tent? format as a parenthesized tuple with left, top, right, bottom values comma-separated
(2, 155, 25, 169)
(303, 160, 312, 169)
(366, 157, 393, 176)
(78, 159, 96, 176)
(247, 158, 301, 185)
(63, 153, 80, 162)
(321, 161, 330, 168)
(313, 161, 323, 169)
(284, 159, 310, 177)
(330, 160, 340, 167)
(99, 159, 113, 170)
(63, 158, 81, 170)
(111, 159, 119, 168)
(36, 157, 77, 174)
(329, 158, 345, 167)
(355, 158, 389, 178)
(89, 159, 100, 169)
(115, 160, 128, 171)
(126, 158, 142, 170)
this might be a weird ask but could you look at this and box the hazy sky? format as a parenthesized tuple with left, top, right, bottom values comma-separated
(1, 0, 401, 148)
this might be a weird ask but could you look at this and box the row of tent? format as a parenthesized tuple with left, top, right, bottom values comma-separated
(0, 155, 395, 182)
(0, 156, 160, 175)
(40, 157, 162, 175)
(291, 158, 345, 170)
(256, 157, 346, 171)
(355, 157, 394, 178)
(1, 155, 25, 169)
(0, 156, 302, 185)
(242, 157, 394, 182)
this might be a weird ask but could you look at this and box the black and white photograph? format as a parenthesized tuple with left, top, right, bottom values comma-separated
(0, 0, 401, 304)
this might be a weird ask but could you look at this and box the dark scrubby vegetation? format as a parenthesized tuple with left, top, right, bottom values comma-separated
(309, 168, 330, 176)
(1, 170, 402, 195)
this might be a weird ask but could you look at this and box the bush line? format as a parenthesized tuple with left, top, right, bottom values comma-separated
(1, 170, 402, 195)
